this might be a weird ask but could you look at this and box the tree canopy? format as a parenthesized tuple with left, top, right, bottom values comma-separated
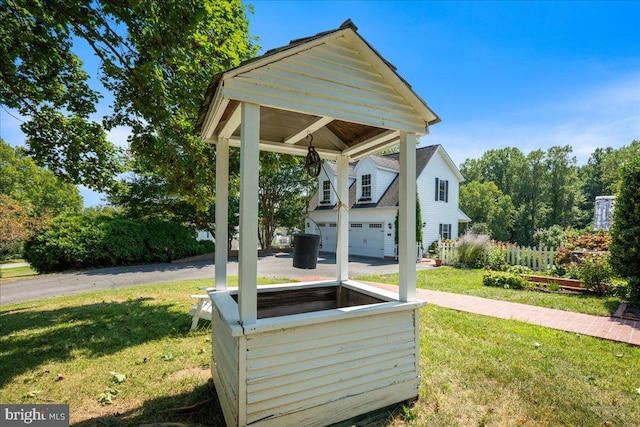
(1, 0, 257, 203)
(0, 138, 82, 216)
(459, 142, 639, 246)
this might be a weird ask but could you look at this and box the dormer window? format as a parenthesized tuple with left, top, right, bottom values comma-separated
(360, 174, 372, 201)
(320, 180, 331, 204)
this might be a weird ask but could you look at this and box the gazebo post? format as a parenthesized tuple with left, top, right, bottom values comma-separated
(335, 154, 350, 282)
(398, 131, 417, 302)
(238, 102, 260, 324)
(215, 137, 229, 291)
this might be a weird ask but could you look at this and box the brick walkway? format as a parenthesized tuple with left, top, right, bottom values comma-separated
(300, 277, 640, 346)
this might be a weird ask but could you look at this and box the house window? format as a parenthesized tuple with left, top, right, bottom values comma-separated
(369, 223, 383, 229)
(439, 223, 452, 240)
(361, 174, 371, 200)
(435, 178, 449, 202)
(351, 223, 363, 228)
(321, 180, 331, 203)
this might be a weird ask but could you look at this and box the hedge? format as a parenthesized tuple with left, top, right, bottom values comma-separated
(482, 271, 528, 290)
(24, 215, 213, 273)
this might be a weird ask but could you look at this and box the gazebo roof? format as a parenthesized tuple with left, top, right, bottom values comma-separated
(196, 19, 440, 161)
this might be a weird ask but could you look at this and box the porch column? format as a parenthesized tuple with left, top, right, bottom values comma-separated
(335, 154, 350, 282)
(399, 132, 417, 302)
(238, 102, 260, 324)
(215, 138, 229, 291)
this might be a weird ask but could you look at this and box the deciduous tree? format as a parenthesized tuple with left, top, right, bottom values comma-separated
(460, 180, 515, 242)
(0, 139, 82, 216)
(0, 195, 48, 262)
(1, 0, 257, 202)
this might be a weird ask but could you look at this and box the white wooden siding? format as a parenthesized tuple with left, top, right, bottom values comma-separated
(244, 309, 419, 425)
(376, 168, 397, 200)
(220, 39, 427, 134)
(211, 303, 240, 426)
(418, 148, 462, 246)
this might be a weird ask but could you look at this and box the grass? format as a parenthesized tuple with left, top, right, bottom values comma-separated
(0, 277, 285, 427)
(1, 274, 638, 427)
(410, 305, 640, 427)
(0, 265, 39, 280)
(357, 267, 623, 316)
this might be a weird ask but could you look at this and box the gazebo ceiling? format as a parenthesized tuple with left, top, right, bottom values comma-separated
(196, 19, 440, 161)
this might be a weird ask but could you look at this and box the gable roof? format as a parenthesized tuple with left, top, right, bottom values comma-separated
(309, 144, 443, 210)
(196, 20, 440, 161)
(376, 145, 439, 207)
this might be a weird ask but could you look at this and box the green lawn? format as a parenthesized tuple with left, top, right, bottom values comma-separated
(0, 265, 39, 280)
(357, 267, 623, 316)
(1, 276, 638, 427)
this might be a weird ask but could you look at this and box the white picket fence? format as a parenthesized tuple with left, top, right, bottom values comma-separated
(438, 241, 556, 272)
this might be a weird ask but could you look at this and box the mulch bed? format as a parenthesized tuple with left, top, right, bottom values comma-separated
(618, 303, 640, 321)
(613, 302, 640, 321)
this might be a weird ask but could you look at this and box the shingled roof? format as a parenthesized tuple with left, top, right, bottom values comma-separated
(195, 19, 440, 162)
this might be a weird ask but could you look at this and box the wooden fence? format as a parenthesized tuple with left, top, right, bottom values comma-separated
(438, 241, 556, 272)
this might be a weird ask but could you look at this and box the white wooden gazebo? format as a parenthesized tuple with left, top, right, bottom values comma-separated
(196, 20, 440, 427)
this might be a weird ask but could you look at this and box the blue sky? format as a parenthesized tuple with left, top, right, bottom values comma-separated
(247, 1, 639, 164)
(1, 1, 638, 206)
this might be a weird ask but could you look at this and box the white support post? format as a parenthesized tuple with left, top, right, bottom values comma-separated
(399, 132, 417, 302)
(215, 138, 229, 291)
(238, 103, 260, 324)
(335, 155, 350, 282)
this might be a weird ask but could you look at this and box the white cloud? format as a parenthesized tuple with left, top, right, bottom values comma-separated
(426, 72, 640, 166)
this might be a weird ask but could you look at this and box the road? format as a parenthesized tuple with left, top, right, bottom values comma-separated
(0, 253, 434, 305)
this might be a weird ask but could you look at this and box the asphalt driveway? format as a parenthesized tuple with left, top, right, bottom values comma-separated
(0, 252, 434, 305)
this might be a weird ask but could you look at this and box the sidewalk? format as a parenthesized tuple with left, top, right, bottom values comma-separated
(300, 277, 640, 346)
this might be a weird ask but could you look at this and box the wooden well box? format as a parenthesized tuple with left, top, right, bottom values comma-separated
(208, 281, 424, 427)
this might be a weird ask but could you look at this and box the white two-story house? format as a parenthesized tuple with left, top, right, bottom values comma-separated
(306, 144, 470, 259)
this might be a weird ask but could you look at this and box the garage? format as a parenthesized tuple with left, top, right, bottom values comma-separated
(317, 222, 337, 253)
(348, 223, 385, 258)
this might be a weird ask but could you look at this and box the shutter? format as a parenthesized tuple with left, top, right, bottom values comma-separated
(445, 180, 449, 203)
(439, 223, 443, 237)
(449, 224, 452, 238)
(435, 178, 439, 201)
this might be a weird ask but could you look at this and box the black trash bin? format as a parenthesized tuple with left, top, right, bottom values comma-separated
(292, 233, 321, 269)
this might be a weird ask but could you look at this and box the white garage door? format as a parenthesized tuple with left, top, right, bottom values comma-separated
(349, 223, 384, 258)
(318, 223, 337, 253)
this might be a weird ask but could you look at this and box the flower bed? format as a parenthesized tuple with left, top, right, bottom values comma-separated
(522, 274, 596, 294)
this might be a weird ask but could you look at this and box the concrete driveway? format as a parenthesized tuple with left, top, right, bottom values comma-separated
(0, 252, 433, 305)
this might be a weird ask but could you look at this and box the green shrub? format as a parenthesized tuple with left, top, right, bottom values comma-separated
(578, 253, 612, 295)
(482, 271, 527, 290)
(506, 264, 532, 275)
(607, 279, 632, 300)
(610, 155, 640, 297)
(24, 215, 210, 273)
(197, 240, 215, 253)
(457, 232, 489, 268)
(97, 219, 147, 265)
(533, 225, 577, 249)
(24, 214, 104, 272)
(483, 245, 508, 271)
